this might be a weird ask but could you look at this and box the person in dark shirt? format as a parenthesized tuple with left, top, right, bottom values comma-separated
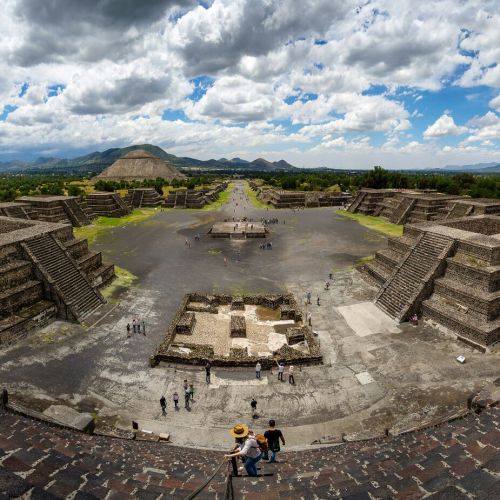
(264, 419, 285, 463)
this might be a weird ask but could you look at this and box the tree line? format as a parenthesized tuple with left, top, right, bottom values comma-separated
(251, 166, 500, 199)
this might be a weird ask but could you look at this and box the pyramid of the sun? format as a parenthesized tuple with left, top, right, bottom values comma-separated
(93, 150, 186, 182)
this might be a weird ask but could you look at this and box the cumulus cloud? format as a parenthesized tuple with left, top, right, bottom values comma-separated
(0, 0, 499, 168)
(423, 114, 468, 138)
(168, 0, 353, 75)
(11, 0, 195, 66)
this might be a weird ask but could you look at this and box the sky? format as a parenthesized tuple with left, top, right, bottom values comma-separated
(0, 0, 500, 169)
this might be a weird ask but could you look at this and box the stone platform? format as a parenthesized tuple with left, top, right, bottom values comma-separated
(154, 293, 321, 366)
(209, 221, 268, 238)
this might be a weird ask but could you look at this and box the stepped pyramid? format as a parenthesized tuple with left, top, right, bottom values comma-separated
(93, 149, 185, 182)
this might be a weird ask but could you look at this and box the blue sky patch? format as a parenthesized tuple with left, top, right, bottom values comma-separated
(188, 75, 215, 101)
(0, 104, 18, 121)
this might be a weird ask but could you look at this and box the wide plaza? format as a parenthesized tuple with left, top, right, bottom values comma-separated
(1, 181, 499, 450)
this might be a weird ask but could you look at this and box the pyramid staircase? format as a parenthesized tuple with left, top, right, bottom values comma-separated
(1, 204, 32, 220)
(61, 198, 91, 227)
(22, 234, 104, 321)
(347, 191, 366, 213)
(446, 202, 474, 220)
(375, 232, 455, 321)
(132, 189, 144, 208)
(389, 197, 416, 225)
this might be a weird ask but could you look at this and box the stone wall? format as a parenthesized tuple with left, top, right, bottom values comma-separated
(153, 292, 320, 367)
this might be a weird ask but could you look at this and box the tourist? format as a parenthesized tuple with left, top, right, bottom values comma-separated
(288, 365, 295, 385)
(306, 292, 311, 304)
(160, 395, 166, 415)
(277, 361, 284, 381)
(184, 388, 191, 409)
(264, 420, 285, 463)
(126, 323, 131, 337)
(225, 425, 262, 477)
(132, 319, 137, 333)
(173, 391, 179, 409)
(317, 297, 321, 306)
(307, 312, 312, 326)
(189, 383, 195, 401)
(205, 361, 211, 384)
(250, 398, 257, 418)
(185, 239, 188, 246)
(183, 379, 188, 392)
(142, 320, 146, 335)
(224, 256, 227, 266)
(255, 362, 261, 379)
(329, 273, 333, 280)
(325, 281, 330, 290)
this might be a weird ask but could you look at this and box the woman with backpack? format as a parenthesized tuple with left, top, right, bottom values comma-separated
(225, 424, 263, 477)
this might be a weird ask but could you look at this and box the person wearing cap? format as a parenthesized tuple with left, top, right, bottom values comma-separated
(225, 424, 262, 477)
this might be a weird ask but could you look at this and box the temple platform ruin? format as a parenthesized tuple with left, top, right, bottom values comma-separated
(154, 293, 321, 366)
(0, 216, 113, 345)
(208, 220, 268, 238)
(365, 214, 500, 350)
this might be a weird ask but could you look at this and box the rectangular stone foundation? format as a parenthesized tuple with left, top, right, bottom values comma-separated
(230, 315, 246, 337)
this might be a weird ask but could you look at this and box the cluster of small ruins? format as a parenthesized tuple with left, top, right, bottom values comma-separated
(249, 181, 352, 208)
(153, 293, 322, 367)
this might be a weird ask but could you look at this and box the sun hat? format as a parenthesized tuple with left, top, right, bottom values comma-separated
(229, 423, 249, 438)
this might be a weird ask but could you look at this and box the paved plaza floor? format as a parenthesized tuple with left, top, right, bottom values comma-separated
(1, 181, 499, 450)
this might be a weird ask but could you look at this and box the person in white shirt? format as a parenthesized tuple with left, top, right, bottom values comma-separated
(255, 362, 261, 379)
(288, 365, 295, 385)
(276, 360, 284, 381)
(225, 425, 262, 476)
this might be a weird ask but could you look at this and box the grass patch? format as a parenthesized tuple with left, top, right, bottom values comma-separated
(336, 211, 403, 237)
(244, 182, 271, 209)
(354, 255, 375, 268)
(199, 182, 235, 210)
(208, 249, 222, 255)
(74, 208, 159, 245)
(101, 266, 138, 299)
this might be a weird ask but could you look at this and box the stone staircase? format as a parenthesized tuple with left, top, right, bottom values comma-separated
(1, 204, 32, 220)
(390, 197, 416, 225)
(132, 189, 144, 208)
(23, 234, 104, 321)
(0, 246, 56, 344)
(174, 191, 187, 208)
(375, 232, 454, 321)
(61, 198, 91, 227)
(446, 202, 474, 220)
(0, 405, 498, 499)
(347, 191, 366, 212)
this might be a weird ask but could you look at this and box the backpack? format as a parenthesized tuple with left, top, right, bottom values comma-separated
(255, 434, 268, 452)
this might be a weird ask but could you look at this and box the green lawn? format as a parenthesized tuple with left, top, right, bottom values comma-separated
(336, 211, 404, 237)
(244, 182, 271, 209)
(74, 207, 160, 245)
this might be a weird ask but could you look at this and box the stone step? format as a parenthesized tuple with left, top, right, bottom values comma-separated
(25, 235, 103, 320)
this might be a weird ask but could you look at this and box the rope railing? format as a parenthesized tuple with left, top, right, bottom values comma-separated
(184, 458, 229, 500)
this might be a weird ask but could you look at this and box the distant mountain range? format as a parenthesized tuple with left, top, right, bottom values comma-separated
(439, 162, 500, 172)
(0, 144, 298, 174)
(0, 144, 499, 174)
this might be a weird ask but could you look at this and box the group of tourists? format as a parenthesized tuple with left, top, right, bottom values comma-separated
(259, 241, 273, 249)
(225, 420, 286, 476)
(262, 217, 280, 225)
(254, 360, 295, 384)
(159, 379, 195, 414)
(126, 319, 145, 337)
